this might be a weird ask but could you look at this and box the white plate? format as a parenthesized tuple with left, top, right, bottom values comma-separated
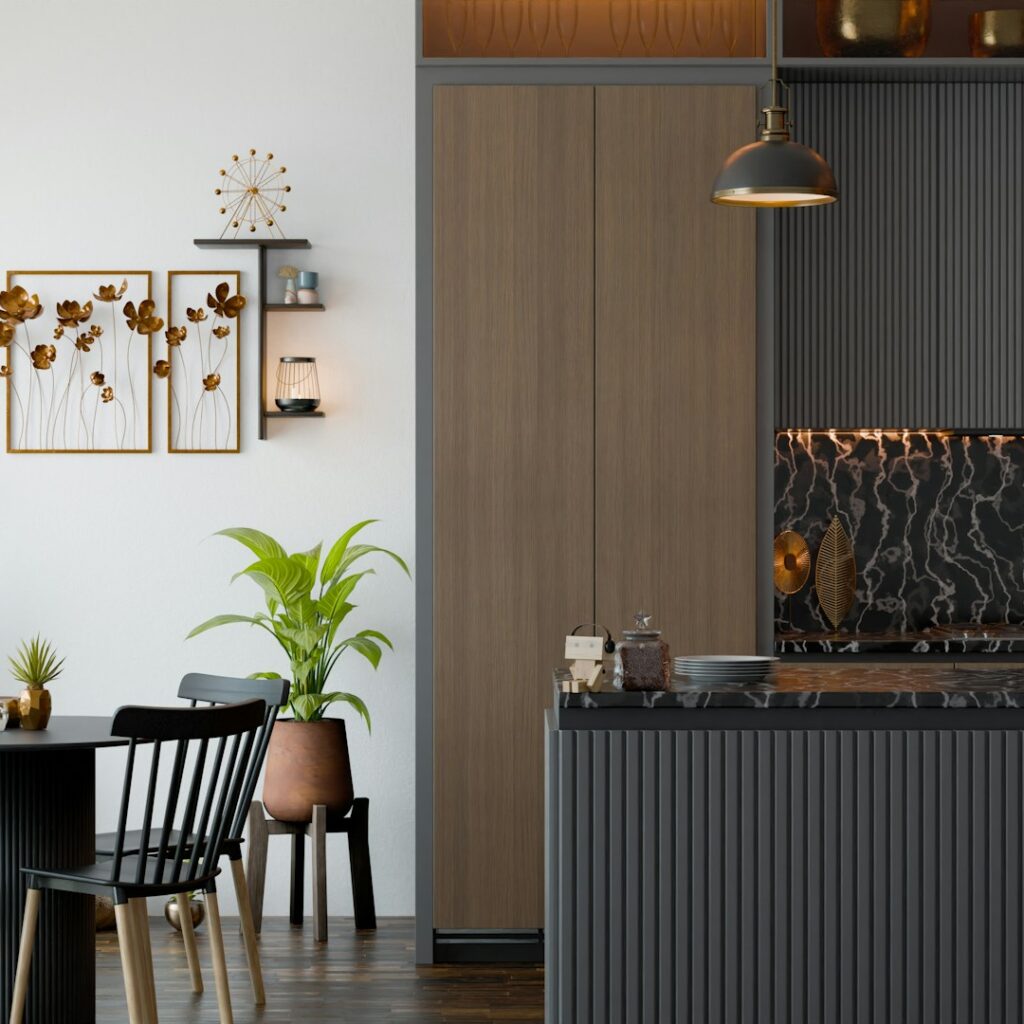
(675, 655, 778, 664)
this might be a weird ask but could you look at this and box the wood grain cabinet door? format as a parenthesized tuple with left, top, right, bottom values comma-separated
(594, 85, 758, 656)
(433, 85, 595, 929)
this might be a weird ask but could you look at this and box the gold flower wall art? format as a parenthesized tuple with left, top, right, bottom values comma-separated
(2, 271, 154, 453)
(162, 271, 244, 453)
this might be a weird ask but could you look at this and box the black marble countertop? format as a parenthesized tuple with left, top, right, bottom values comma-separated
(555, 664, 1024, 709)
(775, 627, 1024, 655)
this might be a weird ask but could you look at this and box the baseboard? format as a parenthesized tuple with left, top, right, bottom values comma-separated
(432, 928, 544, 964)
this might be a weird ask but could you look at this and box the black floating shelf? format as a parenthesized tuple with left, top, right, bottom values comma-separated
(265, 410, 325, 419)
(264, 303, 325, 312)
(193, 238, 312, 249)
(194, 236, 321, 439)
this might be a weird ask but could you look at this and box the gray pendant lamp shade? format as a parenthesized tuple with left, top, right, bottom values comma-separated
(711, 111, 839, 207)
(711, 4, 838, 208)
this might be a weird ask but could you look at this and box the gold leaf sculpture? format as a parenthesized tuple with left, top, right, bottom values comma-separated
(773, 531, 811, 594)
(815, 516, 856, 629)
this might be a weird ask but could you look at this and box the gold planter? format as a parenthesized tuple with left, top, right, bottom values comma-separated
(970, 10, 1024, 56)
(164, 896, 205, 932)
(96, 896, 117, 932)
(18, 687, 51, 731)
(816, 0, 932, 56)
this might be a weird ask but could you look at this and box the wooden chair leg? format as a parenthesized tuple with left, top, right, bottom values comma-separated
(230, 857, 266, 1005)
(311, 804, 327, 943)
(114, 901, 147, 1024)
(9, 888, 40, 1024)
(347, 798, 377, 930)
(205, 890, 234, 1024)
(175, 893, 204, 994)
(245, 800, 269, 935)
(132, 898, 159, 1023)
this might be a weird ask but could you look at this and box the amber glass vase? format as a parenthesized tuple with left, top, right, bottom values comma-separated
(816, 0, 931, 56)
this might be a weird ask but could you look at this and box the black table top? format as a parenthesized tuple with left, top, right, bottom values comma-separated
(556, 664, 1024, 709)
(0, 715, 128, 752)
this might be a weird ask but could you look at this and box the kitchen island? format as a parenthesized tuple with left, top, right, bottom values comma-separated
(547, 665, 1024, 1024)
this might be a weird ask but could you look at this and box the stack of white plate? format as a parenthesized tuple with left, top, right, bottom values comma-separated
(673, 655, 777, 686)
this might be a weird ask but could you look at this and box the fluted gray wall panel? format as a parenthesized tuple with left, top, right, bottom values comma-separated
(777, 84, 1024, 429)
(547, 727, 1024, 1023)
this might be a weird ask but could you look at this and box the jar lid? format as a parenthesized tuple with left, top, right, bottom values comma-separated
(623, 610, 661, 640)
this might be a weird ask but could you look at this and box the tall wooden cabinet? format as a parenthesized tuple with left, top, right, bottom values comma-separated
(431, 84, 757, 937)
(595, 87, 758, 654)
(433, 86, 596, 930)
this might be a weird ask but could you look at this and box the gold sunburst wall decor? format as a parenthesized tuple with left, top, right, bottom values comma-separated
(815, 516, 857, 630)
(774, 530, 811, 594)
(215, 150, 290, 239)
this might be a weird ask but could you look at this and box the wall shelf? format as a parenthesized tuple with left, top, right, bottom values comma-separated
(192, 238, 319, 439)
(265, 410, 325, 419)
(265, 303, 325, 312)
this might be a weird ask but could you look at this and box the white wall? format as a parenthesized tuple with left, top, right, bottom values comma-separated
(0, 0, 416, 917)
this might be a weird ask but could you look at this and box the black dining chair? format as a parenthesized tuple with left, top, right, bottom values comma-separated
(10, 698, 266, 1024)
(94, 673, 290, 1008)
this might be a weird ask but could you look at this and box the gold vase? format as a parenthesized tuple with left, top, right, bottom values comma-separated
(970, 10, 1024, 57)
(18, 687, 51, 731)
(816, 0, 931, 56)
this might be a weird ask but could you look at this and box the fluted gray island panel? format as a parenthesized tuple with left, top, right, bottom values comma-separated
(546, 667, 1024, 1024)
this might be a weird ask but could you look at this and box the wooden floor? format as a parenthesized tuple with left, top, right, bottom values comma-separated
(97, 917, 544, 1022)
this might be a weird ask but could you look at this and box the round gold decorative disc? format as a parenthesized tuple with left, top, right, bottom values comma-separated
(774, 531, 811, 595)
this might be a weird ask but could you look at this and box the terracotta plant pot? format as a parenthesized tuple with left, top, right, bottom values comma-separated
(263, 719, 354, 827)
(18, 687, 51, 731)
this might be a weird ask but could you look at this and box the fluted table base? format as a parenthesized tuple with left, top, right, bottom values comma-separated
(0, 749, 95, 1022)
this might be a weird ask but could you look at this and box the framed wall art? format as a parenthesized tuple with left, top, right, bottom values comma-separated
(161, 271, 244, 453)
(2, 271, 154, 453)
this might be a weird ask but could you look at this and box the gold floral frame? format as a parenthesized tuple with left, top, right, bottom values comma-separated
(4, 270, 153, 454)
(164, 271, 242, 454)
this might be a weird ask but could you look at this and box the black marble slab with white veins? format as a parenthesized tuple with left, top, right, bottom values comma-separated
(774, 431, 1024, 638)
(555, 665, 1024, 709)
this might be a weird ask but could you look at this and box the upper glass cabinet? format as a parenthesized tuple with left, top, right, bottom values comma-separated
(422, 0, 767, 58)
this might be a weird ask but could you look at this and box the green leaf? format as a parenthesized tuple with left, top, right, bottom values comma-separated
(215, 527, 287, 562)
(356, 628, 394, 650)
(320, 520, 378, 586)
(319, 570, 374, 613)
(248, 671, 285, 680)
(237, 557, 313, 609)
(316, 587, 354, 624)
(276, 623, 327, 654)
(186, 613, 269, 640)
(290, 691, 372, 731)
(291, 544, 322, 581)
(8, 635, 64, 688)
(337, 635, 382, 669)
(324, 603, 356, 649)
(330, 543, 410, 584)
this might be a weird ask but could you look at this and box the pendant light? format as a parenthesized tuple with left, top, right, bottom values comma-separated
(711, 3, 838, 208)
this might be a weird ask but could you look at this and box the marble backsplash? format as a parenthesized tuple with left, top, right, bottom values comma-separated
(775, 431, 1024, 634)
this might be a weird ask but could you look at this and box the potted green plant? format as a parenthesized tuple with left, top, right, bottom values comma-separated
(188, 522, 408, 825)
(8, 635, 64, 730)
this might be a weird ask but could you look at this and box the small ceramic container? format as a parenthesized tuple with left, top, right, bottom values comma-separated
(297, 288, 320, 305)
(297, 270, 319, 289)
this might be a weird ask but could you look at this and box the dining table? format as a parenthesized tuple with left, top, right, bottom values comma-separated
(0, 715, 135, 1022)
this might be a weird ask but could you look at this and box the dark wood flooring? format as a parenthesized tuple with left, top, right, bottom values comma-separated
(96, 917, 544, 1022)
